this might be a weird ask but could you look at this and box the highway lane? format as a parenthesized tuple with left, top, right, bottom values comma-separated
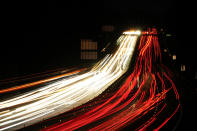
(0, 30, 141, 130)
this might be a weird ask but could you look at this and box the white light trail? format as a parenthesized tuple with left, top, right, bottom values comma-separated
(0, 30, 140, 131)
(123, 30, 141, 35)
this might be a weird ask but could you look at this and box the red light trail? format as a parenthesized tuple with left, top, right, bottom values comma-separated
(41, 28, 180, 131)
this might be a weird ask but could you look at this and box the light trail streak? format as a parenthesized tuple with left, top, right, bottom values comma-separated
(0, 30, 140, 130)
(41, 28, 180, 131)
(0, 68, 85, 94)
(0, 67, 75, 85)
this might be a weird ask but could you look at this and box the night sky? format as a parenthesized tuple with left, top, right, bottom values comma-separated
(1, 0, 195, 78)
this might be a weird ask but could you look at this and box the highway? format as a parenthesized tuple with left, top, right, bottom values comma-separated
(39, 28, 180, 131)
(0, 30, 141, 130)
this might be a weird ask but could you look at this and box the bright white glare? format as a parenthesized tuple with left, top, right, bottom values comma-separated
(123, 30, 141, 35)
